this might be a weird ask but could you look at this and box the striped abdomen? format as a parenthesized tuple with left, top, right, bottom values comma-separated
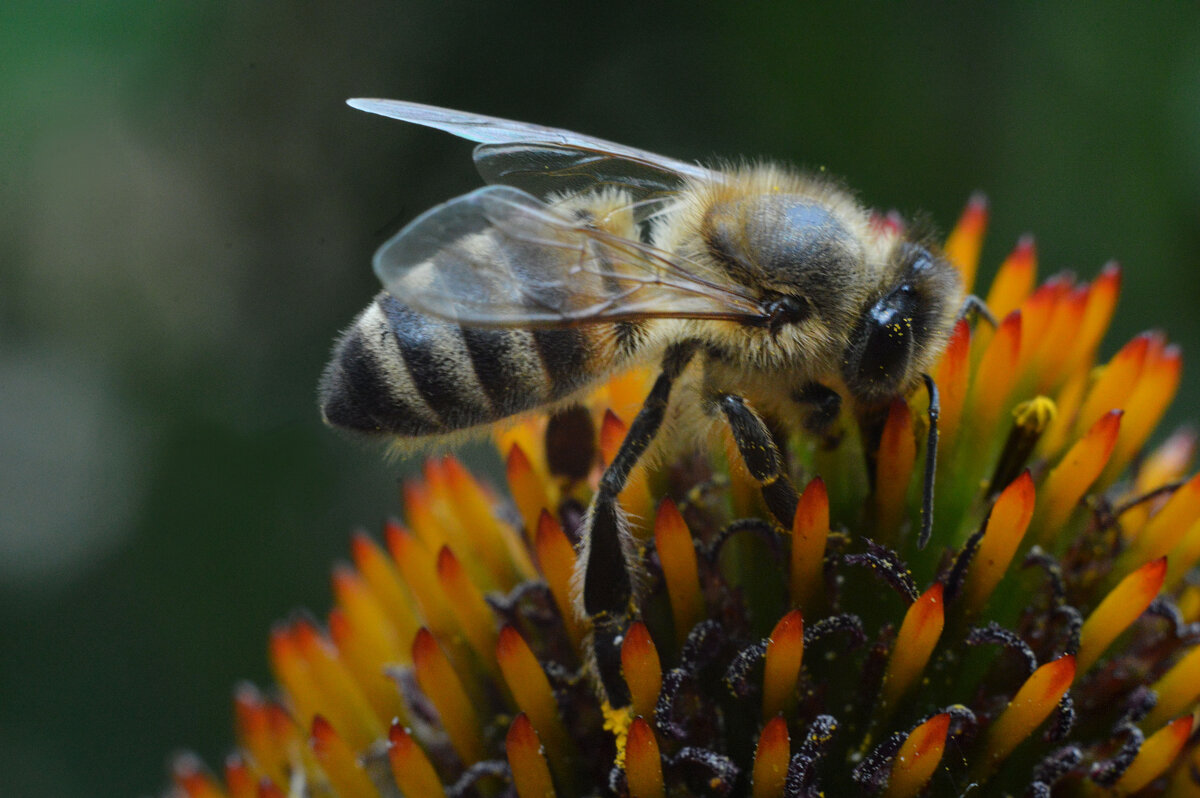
(320, 292, 605, 437)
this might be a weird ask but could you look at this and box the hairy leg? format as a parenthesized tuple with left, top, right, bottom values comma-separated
(581, 341, 698, 704)
(717, 393, 800, 527)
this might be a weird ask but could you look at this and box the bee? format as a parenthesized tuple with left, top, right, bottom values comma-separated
(320, 99, 967, 703)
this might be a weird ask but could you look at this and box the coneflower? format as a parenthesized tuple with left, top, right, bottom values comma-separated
(167, 198, 1200, 797)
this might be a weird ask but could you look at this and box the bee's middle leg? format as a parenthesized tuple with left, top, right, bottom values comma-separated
(715, 393, 800, 527)
(582, 340, 698, 705)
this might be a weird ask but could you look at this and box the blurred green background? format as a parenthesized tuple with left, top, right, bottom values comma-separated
(2, 3, 1198, 795)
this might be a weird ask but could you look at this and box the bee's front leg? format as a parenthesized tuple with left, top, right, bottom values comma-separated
(581, 340, 698, 705)
(716, 393, 800, 527)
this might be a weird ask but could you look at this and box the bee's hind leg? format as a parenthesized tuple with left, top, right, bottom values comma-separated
(716, 393, 800, 527)
(581, 340, 699, 705)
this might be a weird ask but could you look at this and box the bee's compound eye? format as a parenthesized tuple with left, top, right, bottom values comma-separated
(844, 286, 920, 402)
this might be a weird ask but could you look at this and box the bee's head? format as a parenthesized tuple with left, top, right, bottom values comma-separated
(841, 242, 962, 405)
(704, 193, 863, 290)
(701, 190, 868, 345)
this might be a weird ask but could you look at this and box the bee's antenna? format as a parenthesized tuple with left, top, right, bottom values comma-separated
(918, 373, 940, 549)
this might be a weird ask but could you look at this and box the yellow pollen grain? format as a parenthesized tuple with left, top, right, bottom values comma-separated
(603, 702, 634, 768)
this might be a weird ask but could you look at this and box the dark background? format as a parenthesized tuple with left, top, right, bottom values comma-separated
(2, 4, 1198, 796)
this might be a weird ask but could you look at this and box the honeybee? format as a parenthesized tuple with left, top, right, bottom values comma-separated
(320, 99, 965, 703)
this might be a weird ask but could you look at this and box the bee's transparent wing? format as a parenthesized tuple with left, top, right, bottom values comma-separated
(348, 98, 721, 203)
(474, 142, 688, 205)
(375, 185, 766, 327)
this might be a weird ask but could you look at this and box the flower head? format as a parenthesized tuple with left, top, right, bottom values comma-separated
(169, 199, 1200, 797)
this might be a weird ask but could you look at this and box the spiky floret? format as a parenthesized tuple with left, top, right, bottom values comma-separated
(168, 199, 1200, 798)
